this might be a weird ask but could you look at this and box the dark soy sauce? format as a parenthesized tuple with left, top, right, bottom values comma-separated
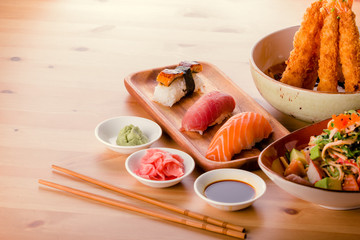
(204, 180, 255, 203)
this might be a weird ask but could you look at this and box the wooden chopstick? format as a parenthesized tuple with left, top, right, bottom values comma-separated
(38, 179, 246, 239)
(51, 164, 245, 233)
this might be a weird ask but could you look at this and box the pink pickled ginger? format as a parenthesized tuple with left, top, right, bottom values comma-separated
(134, 149, 185, 180)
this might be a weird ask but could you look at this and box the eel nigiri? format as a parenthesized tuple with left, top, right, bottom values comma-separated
(206, 112, 272, 162)
(180, 91, 235, 135)
(153, 61, 204, 107)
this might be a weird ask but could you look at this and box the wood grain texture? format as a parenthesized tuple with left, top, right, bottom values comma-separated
(1, 0, 360, 240)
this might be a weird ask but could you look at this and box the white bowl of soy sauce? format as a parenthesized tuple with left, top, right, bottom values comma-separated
(194, 168, 266, 211)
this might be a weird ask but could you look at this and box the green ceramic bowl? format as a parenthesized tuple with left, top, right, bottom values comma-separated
(250, 26, 360, 123)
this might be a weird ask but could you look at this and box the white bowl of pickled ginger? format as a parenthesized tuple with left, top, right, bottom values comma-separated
(125, 148, 195, 188)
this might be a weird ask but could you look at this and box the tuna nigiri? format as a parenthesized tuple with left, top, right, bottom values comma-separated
(206, 112, 272, 162)
(180, 91, 236, 135)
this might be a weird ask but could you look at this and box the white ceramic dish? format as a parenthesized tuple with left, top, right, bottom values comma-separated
(193, 169, 266, 211)
(125, 147, 195, 188)
(95, 116, 162, 154)
(259, 118, 360, 210)
(250, 25, 360, 123)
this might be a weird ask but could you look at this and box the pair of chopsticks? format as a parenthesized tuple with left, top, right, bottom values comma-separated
(39, 165, 246, 239)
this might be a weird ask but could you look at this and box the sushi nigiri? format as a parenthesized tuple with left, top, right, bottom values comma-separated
(180, 91, 236, 135)
(153, 61, 204, 107)
(206, 112, 272, 162)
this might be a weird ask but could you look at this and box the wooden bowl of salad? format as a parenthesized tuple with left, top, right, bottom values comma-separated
(258, 110, 360, 210)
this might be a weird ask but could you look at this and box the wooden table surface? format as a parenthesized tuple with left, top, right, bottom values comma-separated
(1, 0, 360, 239)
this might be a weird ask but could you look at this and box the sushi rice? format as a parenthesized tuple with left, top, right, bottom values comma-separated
(153, 74, 204, 107)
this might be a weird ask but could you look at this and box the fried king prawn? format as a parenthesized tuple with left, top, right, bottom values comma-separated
(280, 1, 323, 89)
(280, 0, 360, 93)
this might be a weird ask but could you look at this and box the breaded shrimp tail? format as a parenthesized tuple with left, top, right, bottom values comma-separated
(280, 1, 323, 88)
(317, 3, 340, 92)
(338, 3, 360, 92)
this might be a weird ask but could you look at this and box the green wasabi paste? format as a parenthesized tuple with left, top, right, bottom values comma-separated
(116, 124, 149, 146)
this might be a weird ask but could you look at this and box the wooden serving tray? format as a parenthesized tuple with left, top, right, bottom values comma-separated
(124, 62, 290, 171)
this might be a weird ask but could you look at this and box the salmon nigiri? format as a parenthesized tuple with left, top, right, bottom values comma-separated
(180, 91, 235, 135)
(206, 112, 272, 162)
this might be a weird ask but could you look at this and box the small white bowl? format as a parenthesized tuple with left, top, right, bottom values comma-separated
(125, 147, 195, 188)
(194, 169, 266, 211)
(95, 116, 162, 154)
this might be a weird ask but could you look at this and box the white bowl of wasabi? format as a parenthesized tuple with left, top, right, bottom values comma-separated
(95, 116, 162, 154)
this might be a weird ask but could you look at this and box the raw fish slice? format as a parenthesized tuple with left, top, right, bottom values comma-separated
(206, 112, 272, 162)
(180, 91, 235, 135)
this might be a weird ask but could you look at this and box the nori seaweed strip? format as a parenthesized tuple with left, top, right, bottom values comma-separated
(176, 66, 195, 96)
